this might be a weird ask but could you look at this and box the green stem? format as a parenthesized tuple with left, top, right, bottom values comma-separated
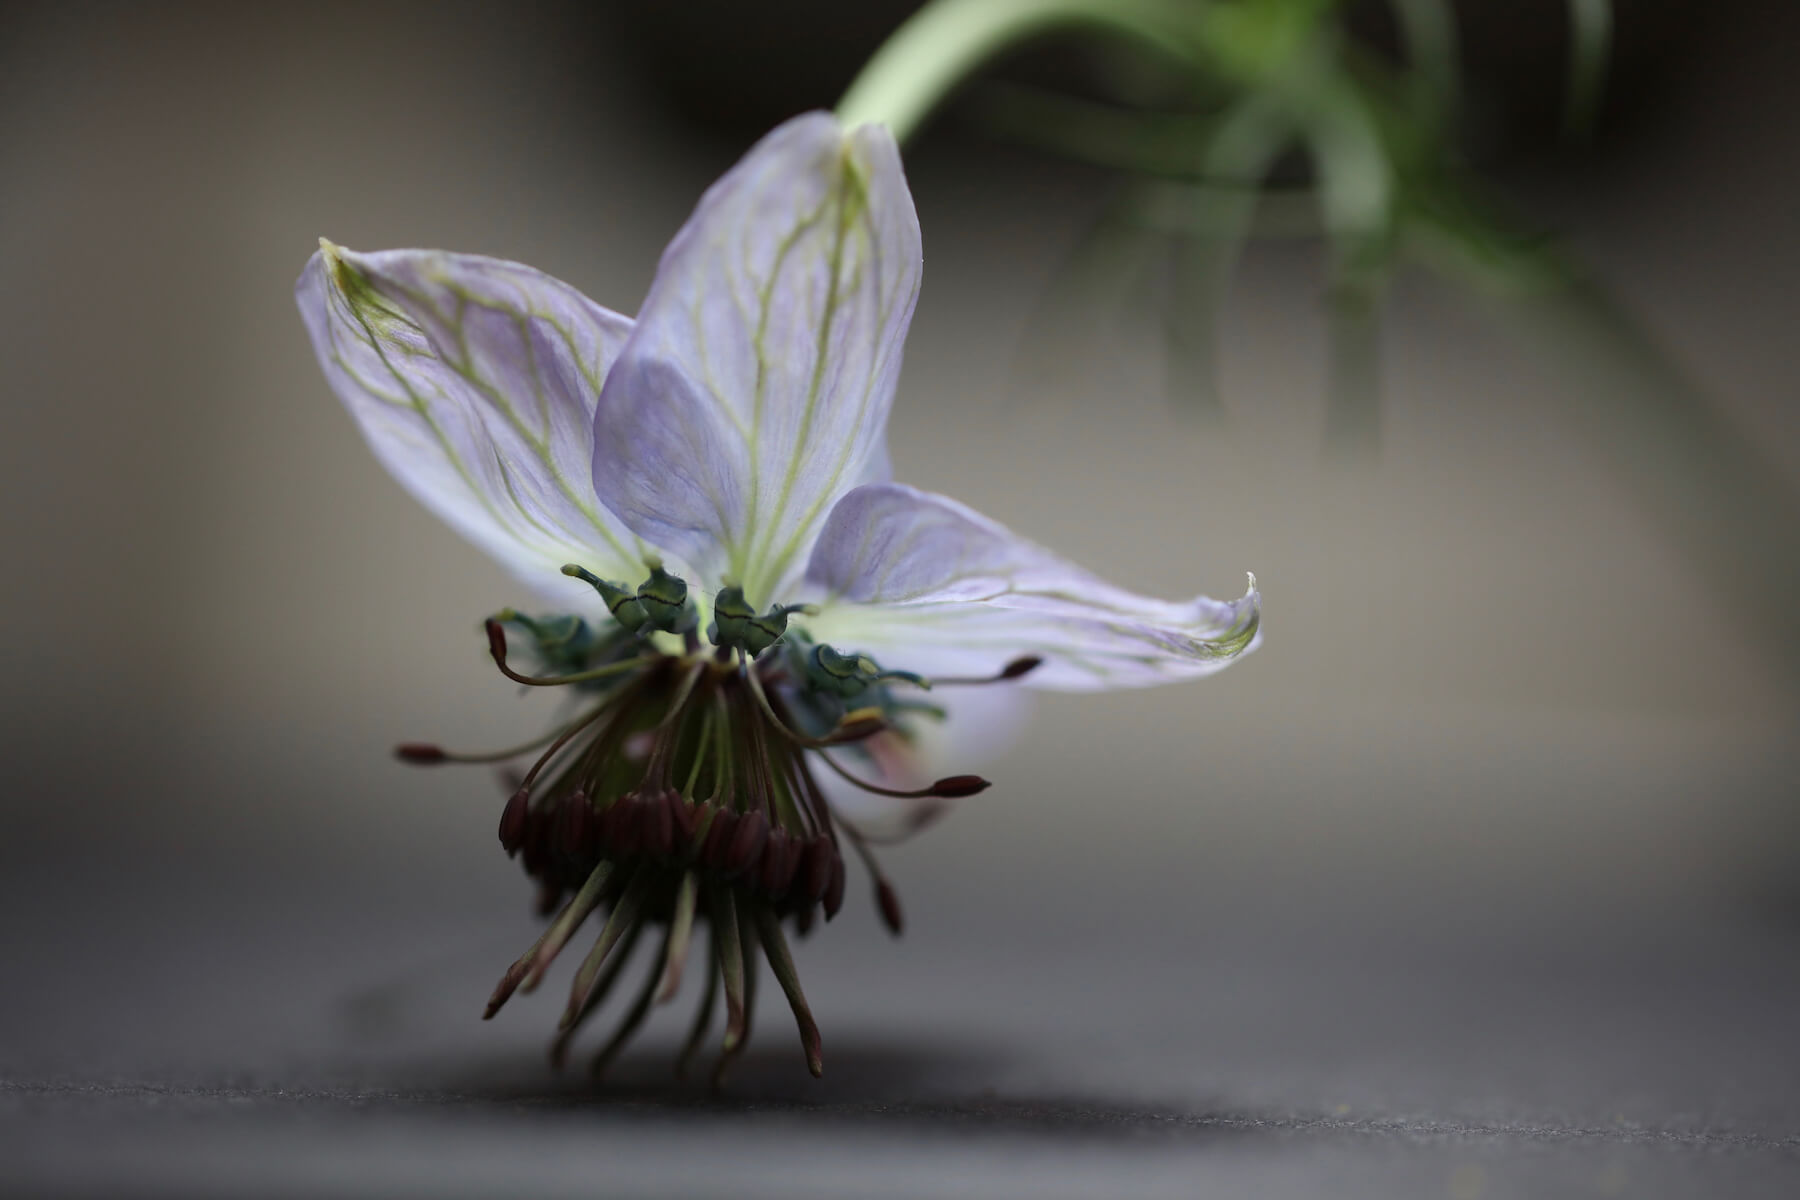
(836, 0, 1198, 146)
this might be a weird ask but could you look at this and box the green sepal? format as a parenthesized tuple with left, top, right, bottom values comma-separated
(635, 562, 696, 635)
(562, 564, 651, 634)
(709, 584, 814, 657)
(491, 608, 604, 674)
(805, 642, 928, 698)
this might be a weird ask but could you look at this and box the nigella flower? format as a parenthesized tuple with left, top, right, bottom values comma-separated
(296, 112, 1259, 1082)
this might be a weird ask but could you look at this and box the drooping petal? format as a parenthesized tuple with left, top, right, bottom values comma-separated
(802, 484, 1261, 691)
(589, 112, 921, 604)
(296, 242, 644, 598)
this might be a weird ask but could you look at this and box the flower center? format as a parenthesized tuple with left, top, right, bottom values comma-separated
(395, 562, 1031, 1084)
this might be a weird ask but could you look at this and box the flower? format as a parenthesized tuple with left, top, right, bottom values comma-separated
(296, 111, 1259, 1082)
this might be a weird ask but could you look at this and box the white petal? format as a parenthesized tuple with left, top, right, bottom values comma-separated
(296, 243, 644, 601)
(802, 484, 1261, 691)
(590, 112, 920, 602)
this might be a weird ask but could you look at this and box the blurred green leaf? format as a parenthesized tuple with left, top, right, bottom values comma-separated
(1564, 0, 1613, 141)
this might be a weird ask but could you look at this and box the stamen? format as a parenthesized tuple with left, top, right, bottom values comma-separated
(655, 871, 700, 1003)
(713, 895, 760, 1089)
(742, 684, 785, 828)
(483, 923, 553, 1020)
(723, 809, 770, 879)
(751, 906, 823, 1078)
(589, 923, 669, 1079)
(394, 743, 448, 764)
(679, 710, 714, 798)
(711, 889, 747, 1053)
(516, 702, 615, 793)
(757, 828, 801, 898)
(548, 920, 644, 1069)
(640, 661, 709, 784)
(639, 789, 676, 860)
(559, 867, 653, 1028)
(822, 853, 847, 920)
(928, 656, 1045, 685)
(557, 790, 596, 860)
(742, 661, 888, 747)
(799, 836, 836, 906)
(699, 807, 739, 871)
(760, 685, 843, 845)
(394, 719, 569, 766)
(815, 750, 991, 800)
(517, 860, 615, 995)
(498, 786, 530, 855)
(667, 788, 704, 844)
(835, 816, 905, 936)
(675, 927, 721, 1080)
(485, 619, 650, 687)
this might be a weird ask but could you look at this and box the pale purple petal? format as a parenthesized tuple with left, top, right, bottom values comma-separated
(296, 243, 643, 597)
(590, 112, 920, 602)
(802, 484, 1261, 691)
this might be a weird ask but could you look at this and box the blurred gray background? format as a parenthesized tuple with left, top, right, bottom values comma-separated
(2, 2, 1797, 1196)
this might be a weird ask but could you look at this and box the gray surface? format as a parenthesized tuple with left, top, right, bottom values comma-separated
(4, 843, 1798, 1198)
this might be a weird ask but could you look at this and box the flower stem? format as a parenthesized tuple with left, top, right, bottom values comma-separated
(836, 0, 1196, 146)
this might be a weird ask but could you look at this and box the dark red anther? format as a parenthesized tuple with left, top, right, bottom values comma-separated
(875, 879, 905, 936)
(520, 833, 545, 876)
(498, 787, 530, 856)
(700, 807, 739, 870)
(930, 774, 990, 798)
(559, 791, 595, 859)
(521, 807, 552, 875)
(1000, 655, 1043, 680)
(484, 618, 508, 666)
(758, 829, 800, 898)
(666, 789, 702, 842)
(822, 854, 846, 920)
(723, 808, 769, 878)
(800, 836, 835, 905)
(642, 791, 675, 860)
(394, 743, 448, 765)
(610, 796, 643, 857)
